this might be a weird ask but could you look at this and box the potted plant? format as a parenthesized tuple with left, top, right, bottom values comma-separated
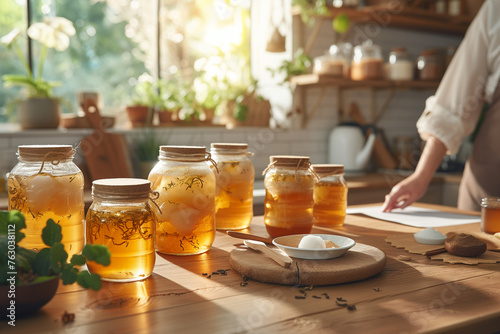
(126, 73, 164, 127)
(0, 210, 111, 316)
(157, 77, 184, 126)
(1, 17, 76, 130)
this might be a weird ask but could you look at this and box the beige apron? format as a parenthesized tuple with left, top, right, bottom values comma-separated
(458, 83, 500, 211)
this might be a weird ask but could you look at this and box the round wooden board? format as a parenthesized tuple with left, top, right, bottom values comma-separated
(229, 243, 386, 286)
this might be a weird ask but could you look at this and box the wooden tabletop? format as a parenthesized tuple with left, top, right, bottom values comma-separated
(3, 203, 499, 334)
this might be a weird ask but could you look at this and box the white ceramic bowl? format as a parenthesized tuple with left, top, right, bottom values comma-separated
(272, 234, 356, 260)
(413, 228, 447, 245)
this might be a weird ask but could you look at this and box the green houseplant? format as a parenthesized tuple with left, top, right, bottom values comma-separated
(1, 16, 76, 129)
(0, 210, 111, 316)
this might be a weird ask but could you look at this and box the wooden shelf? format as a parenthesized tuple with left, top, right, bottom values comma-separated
(290, 74, 440, 90)
(292, 4, 473, 36)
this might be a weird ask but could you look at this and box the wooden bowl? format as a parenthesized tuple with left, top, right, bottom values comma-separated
(0, 276, 59, 317)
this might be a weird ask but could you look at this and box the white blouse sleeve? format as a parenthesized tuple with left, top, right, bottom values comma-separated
(416, 0, 500, 155)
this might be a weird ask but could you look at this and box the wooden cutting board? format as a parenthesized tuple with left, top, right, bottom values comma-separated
(229, 243, 386, 286)
(80, 101, 134, 181)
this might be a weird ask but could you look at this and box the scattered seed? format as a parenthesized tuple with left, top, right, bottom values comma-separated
(295, 296, 306, 299)
(240, 282, 248, 287)
(322, 293, 330, 299)
(336, 300, 348, 307)
(337, 297, 347, 302)
(374, 288, 380, 292)
(347, 304, 357, 311)
(398, 255, 411, 261)
(62, 311, 75, 324)
(202, 273, 208, 276)
(207, 275, 212, 279)
(312, 295, 321, 299)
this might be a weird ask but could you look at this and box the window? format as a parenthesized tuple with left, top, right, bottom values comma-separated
(0, 0, 252, 125)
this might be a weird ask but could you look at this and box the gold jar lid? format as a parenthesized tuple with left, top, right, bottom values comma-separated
(159, 145, 207, 161)
(18, 145, 75, 161)
(269, 155, 310, 168)
(311, 164, 344, 175)
(211, 143, 248, 150)
(211, 143, 248, 155)
(92, 178, 151, 199)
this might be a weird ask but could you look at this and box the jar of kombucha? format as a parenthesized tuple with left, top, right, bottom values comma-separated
(8, 145, 84, 258)
(86, 178, 156, 282)
(210, 143, 255, 230)
(149, 146, 217, 255)
(481, 197, 500, 234)
(311, 164, 347, 227)
(263, 156, 315, 238)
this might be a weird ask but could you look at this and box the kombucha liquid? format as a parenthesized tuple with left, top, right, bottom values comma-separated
(215, 160, 254, 230)
(149, 167, 216, 255)
(481, 206, 500, 234)
(313, 182, 347, 227)
(264, 174, 314, 238)
(8, 173, 84, 258)
(86, 206, 156, 281)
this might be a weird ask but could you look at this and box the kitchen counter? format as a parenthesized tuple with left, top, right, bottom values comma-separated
(3, 203, 499, 333)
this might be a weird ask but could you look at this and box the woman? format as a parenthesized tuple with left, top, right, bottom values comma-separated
(383, 0, 500, 212)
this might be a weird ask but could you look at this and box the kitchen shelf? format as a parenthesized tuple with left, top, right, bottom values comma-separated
(292, 74, 439, 128)
(292, 4, 473, 36)
(290, 74, 440, 90)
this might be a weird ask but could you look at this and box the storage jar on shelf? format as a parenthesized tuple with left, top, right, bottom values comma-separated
(351, 41, 383, 81)
(387, 47, 414, 81)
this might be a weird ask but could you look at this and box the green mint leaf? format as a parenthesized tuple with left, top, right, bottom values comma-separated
(15, 246, 37, 273)
(77, 271, 102, 291)
(83, 244, 111, 266)
(0, 210, 26, 242)
(42, 219, 62, 246)
(49, 242, 67, 274)
(70, 254, 86, 266)
(33, 248, 51, 276)
(61, 267, 78, 285)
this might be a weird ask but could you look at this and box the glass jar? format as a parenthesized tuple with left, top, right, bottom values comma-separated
(388, 47, 414, 81)
(481, 197, 500, 234)
(311, 164, 347, 227)
(86, 178, 156, 282)
(417, 49, 443, 81)
(148, 145, 216, 255)
(351, 42, 383, 80)
(8, 145, 84, 258)
(313, 45, 347, 77)
(263, 156, 315, 238)
(210, 143, 255, 230)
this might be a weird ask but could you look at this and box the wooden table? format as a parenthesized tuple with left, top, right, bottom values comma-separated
(3, 203, 500, 334)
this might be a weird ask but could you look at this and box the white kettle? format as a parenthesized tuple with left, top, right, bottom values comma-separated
(328, 122, 376, 172)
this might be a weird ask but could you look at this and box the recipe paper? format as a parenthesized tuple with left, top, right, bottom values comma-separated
(346, 205, 481, 227)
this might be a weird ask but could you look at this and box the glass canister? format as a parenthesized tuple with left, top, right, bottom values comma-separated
(481, 197, 500, 234)
(388, 47, 414, 81)
(7, 145, 84, 258)
(148, 145, 217, 255)
(417, 49, 443, 81)
(311, 164, 347, 227)
(351, 41, 383, 81)
(313, 45, 347, 77)
(263, 155, 315, 238)
(210, 143, 255, 230)
(86, 178, 156, 282)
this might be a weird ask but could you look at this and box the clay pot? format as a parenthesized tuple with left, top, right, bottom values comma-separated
(126, 105, 154, 127)
(17, 98, 61, 130)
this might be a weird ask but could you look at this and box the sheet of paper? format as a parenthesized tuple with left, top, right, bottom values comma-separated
(346, 205, 480, 227)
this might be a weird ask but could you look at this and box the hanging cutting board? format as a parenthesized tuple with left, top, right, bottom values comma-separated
(81, 101, 134, 181)
(229, 243, 386, 286)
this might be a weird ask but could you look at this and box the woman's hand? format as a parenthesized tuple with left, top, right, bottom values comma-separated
(382, 174, 428, 212)
(382, 135, 447, 212)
